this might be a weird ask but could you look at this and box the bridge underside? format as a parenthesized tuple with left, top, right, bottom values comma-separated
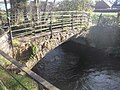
(32, 25, 120, 90)
(32, 38, 120, 90)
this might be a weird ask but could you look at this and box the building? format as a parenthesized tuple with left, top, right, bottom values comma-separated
(95, 0, 113, 9)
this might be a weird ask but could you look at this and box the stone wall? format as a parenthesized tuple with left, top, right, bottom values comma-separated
(13, 29, 80, 68)
(0, 32, 11, 55)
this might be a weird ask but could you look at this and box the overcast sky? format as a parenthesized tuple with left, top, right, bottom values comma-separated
(0, 0, 116, 10)
(0, 0, 116, 3)
(0, 0, 62, 2)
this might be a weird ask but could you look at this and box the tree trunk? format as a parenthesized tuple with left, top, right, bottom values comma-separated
(32, 0, 39, 21)
(41, 0, 48, 23)
(9, 0, 14, 25)
(23, 2, 28, 22)
(4, 0, 9, 26)
(44, 0, 48, 12)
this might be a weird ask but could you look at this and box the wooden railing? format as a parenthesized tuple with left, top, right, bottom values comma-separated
(10, 11, 91, 38)
(0, 50, 59, 90)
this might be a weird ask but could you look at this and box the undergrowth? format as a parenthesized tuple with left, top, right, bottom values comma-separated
(0, 55, 38, 90)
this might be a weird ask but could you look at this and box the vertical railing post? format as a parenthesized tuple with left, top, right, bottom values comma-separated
(97, 13, 102, 26)
(71, 12, 73, 30)
(117, 12, 120, 26)
(61, 13, 64, 31)
(49, 12, 52, 39)
(79, 13, 82, 28)
(4, 0, 14, 57)
(76, 11, 78, 29)
(32, 19, 36, 36)
(87, 13, 91, 27)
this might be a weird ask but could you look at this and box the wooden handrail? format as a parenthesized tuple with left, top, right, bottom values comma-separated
(0, 50, 59, 90)
(9, 11, 90, 37)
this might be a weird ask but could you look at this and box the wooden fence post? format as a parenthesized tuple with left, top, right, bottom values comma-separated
(32, 19, 36, 36)
(49, 12, 52, 39)
(4, 0, 14, 57)
(9, 11, 90, 38)
(71, 12, 73, 30)
(117, 12, 120, 26)
(97, 13, 102, 26)
(80, 14, 82, 28)
(61, 13, 64, 31)
(76, 11, 78, 29)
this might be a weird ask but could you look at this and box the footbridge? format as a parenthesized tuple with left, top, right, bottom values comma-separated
(0, 11, 91, 90)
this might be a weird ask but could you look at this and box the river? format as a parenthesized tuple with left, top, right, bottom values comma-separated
(32, 38, 120, 90)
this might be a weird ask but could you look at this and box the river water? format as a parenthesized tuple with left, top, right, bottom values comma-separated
(32, 39, 120, 90)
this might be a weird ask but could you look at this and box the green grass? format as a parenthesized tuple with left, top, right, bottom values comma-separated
(91, 12, 118, 25)
(12, 38, 21, 47)
(0, 55, 38, 90)
(0, 68, 38, 90)
(0, 55, 11, 66)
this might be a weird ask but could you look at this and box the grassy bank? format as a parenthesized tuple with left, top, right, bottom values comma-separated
(91, 12, 118, 25)
(0, 55, 38, 90)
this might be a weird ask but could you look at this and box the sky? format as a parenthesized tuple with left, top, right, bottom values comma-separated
(0, 0, 62, 2)
(0, 0, 63, 10)
(0, 0, 117, 10)
(0, 0, 100, 2)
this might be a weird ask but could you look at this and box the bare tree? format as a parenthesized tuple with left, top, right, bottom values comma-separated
(4, 0, 10, 26)
(9, 0, 28, 24)
(32, 0, 40, 21)
(41, 0, 48, 23)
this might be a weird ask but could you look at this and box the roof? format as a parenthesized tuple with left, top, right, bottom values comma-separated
(103, 0, 113, 7)
(95, 0, 113, 9)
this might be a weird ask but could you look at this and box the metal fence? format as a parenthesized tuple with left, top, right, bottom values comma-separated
(10, 11, 91, 38)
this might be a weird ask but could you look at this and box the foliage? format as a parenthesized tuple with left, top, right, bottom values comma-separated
(0, 80, 8, 90)
(82, 23, 89, 31)
(16, 0, 28, 3)
(91, 13, 100, 24)
(12, 38, 21, 47)
(0, 55, 38, 90)
(91, 13, 118, 26)
(30, 42, 38, 59)
(0, 55, 11, 66)
(0, 67, 38, 90)
(56, 0, 94, 11)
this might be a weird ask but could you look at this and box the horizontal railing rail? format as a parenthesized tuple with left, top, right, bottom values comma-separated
(9, 11, 90, 38)
(0, 50, 59, 90)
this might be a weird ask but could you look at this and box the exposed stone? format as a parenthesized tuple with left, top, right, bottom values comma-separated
(13, 29, 80, 68)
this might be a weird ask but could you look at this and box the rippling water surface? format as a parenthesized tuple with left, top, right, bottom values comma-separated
(32, 40, 120, 90)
